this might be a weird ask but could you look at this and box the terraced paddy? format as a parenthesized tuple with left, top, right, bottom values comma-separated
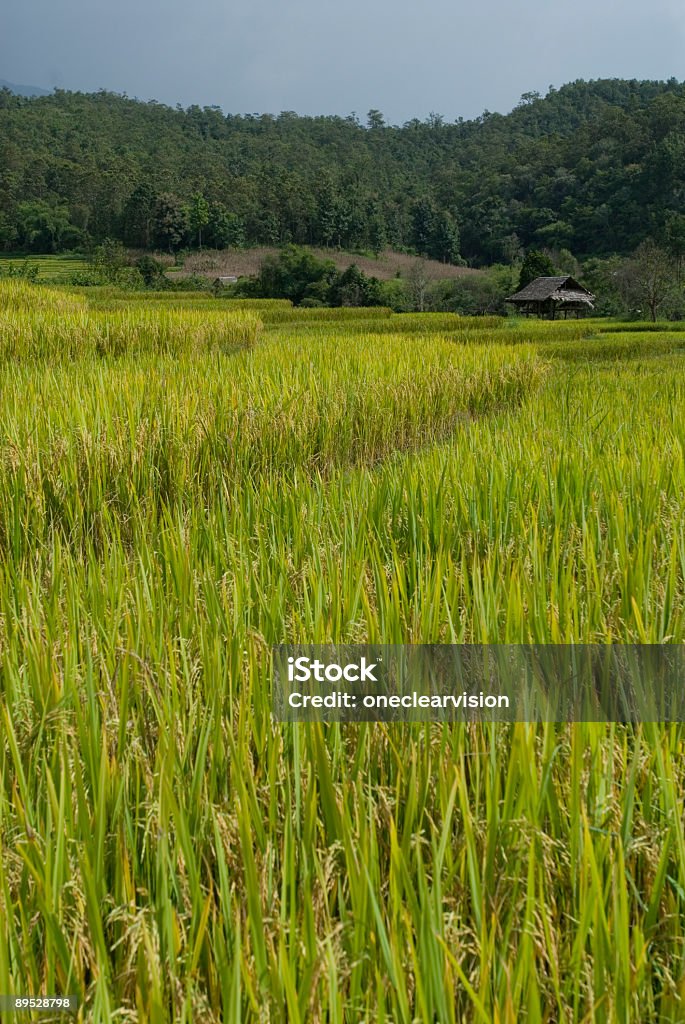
(1, 281, 684, 1022)
(0, 255, 90, 282)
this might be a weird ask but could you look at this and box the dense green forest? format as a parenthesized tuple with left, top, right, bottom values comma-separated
(1, 78, 685, 265)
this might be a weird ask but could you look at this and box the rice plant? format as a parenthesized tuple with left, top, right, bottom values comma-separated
(0, 283, 262, 361)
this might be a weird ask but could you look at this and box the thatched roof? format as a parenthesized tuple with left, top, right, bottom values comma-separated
(507, 276, 595, 305)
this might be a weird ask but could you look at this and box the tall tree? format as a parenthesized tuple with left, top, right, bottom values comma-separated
(366, 109, 385, 130)
(616, 241, 678, 321)
(665, 213, 685, 284)
(189, 192, 210, 251)
(122, 182, 159, 248)
(153, 194, 188, 253)
(518, 250, 556, 290)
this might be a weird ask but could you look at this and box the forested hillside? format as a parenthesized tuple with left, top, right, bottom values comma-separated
(1, 78, 684, 263)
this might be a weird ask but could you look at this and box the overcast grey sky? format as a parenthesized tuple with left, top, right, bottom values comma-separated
(2, 0, 685, 123)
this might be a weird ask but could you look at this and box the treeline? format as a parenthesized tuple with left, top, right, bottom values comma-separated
(1, 78, 685, 265)
(240, 246, 685, 320)
(6, 236, 679, 320)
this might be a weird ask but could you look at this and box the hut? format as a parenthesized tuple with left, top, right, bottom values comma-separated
(506, 276, 595, 319)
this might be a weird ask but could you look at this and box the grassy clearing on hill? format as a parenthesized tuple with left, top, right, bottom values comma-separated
(1, 281, 685, 1022)
(171, 246, 484, 283)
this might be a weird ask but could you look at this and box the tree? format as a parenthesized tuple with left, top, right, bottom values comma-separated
(430, 211, 461, 264)
(206, 204, 245, 249)
(328, 264, 382, 307)
(122, 182, 158, 248)
(665, 213, 685, 284)
(367, 109, 385, 130)
(250, 245, 337, 305)
(553, 248, 581, 278)
(316, 174, 339, 248)
(518, 249, 556, 290)
(410, 197, 438, 257)
(367, 204, 387, 256)
(0, 211, 17, 249)
(410, 198, 462, 264)
(16, 200, 77, 253)
(135, 254, 168, 287)
(153, 194, 188, 253)
(581, 256, 627, 317)
(406, 258, 439, 312)
(189, 192, 210, 250)
(429, 274, 508, 315)
(92, 237, 129, 281)
(501, 233, 523, 266)
(616, 241, 678, 321)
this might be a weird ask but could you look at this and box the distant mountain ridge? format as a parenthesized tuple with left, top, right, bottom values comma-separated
(0, 78, 50, 97)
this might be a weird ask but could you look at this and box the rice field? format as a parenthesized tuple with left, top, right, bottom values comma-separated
(1, 281, 685, 1022)
(0, 255, 90, 283)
